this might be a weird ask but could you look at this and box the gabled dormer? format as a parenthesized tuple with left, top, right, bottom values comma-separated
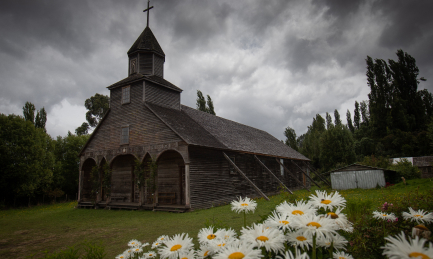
(127, 26, 165, 78)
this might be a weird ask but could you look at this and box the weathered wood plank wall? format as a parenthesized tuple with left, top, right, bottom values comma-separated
(84, 83, 182, 152)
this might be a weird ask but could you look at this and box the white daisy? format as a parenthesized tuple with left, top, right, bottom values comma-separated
(277, 250, 310, 259)
(179, 249, 196, 259)
(158, 233, 194, 259)
(128, 239, 141, 247)
(265, 210, 293, 231)
(198, 226, 218, 244)
(292, 213, 339, 240)
(240, 223, 286, 253)
(195, 244, 214, 259)
(332, 251, 354, 259)
(373, 211, 397, 221)
(157, 235, 170, 243)
(286, 229, 312, 250)
(132, 246, 143, 254)
(216, 228, 238, 241)
(152, 240, 163, 249)
(143, 251, 157, 258)
(325, 208, 353, 232)
(115, 253, 130, 259)
(141, 242, 150, 248)
(403, 208, 433, 224)
(382, 231, 433, 259)
(231, 197, 257, 214)
(308, 190, 346, 210)
(316, 233, 348, 251)
(276, 200, 316, 217)
(213, 242, 263, 259)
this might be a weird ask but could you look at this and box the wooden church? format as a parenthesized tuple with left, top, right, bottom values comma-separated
(77, 4, 315, 211)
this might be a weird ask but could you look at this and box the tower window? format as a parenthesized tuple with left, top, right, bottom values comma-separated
(121, 126, 129, 144)
(122, 86, 130, 104)
(130, 58, 137, 74)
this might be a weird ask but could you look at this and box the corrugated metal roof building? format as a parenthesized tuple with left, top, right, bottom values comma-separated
(329, 164, 397, 190)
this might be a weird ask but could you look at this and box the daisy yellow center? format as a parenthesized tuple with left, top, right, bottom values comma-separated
(414, 214, 423, 218)
(279, 220, 289, 225)
(170, 244, 182, 251)
(181, 257, 188, 259)
(327, 212, 339, 219)
(155, 243, 159, 245)
(296, 236, 307, 241)
(382, 214, 387, 217)
(228, 252, 245, 259)
(292, 210, 304, 215)
(241, 203, 248, 206)
(409, 252, 429, 259)
(217, 243, 226, 247)
(204, 251, 209, 256)
(307, 222, 322, 228)
(256, 236, 269, 242)
(207, 234, 216, 240)
(321, 200, 331, 204)
(338, 257, 346, 259)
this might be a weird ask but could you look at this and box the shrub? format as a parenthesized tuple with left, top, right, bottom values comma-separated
(388, 159, 421, 180)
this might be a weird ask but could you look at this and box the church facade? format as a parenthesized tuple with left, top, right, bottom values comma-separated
(77, 21, 312, 211)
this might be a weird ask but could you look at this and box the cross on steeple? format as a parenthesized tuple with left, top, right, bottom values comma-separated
(143, 0, 154, 28)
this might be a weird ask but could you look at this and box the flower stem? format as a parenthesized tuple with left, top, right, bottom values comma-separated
(312, 233, 316, 259)
(243, 211, 246, 228)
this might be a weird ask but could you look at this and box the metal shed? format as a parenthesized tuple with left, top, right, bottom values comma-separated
(329, 164, 396, 190)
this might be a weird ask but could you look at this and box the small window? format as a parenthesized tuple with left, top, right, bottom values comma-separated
(121, 126, 129, 144)
(130, 58, 137, 74)
(122, 86, 130, 104)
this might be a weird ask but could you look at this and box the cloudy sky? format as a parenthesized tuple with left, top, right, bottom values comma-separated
(1, 0, 432, 141)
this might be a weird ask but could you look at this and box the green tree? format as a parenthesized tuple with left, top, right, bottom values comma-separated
(23, 102, 47, 131)
(334, 109, 342, 126)
(0, 114, 54, 206)
(76, 93, 110, 134)
(206, 95, 216, 115)
(346, 110, 354, 133)
(299, 114, 326, 169)
(326, 112, 333, 130)
(354, 101, 360, 130)
(35, 107, 47, 131)
(52, 132, 90, 197)
(196, 90, 216, 115)
(284, 126, 298, 151)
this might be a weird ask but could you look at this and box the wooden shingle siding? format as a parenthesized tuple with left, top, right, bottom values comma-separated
(188, 147, 295, 210)
(145, 81, 180, 110)
(140, 53, 153, 75)
(85, 83, 182, 152)
(154, 55, 164, 78)
(157, 150, 185, 205)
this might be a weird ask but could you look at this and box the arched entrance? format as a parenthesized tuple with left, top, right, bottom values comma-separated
(110, 154, 137, 203)
(157, 150, 185, 205)
(81, 158, 96, 202)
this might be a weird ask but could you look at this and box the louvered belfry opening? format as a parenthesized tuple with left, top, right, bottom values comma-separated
(127, 26, 165, 78)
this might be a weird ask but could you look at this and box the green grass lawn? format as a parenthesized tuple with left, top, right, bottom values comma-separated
(1, 178, 432, 259)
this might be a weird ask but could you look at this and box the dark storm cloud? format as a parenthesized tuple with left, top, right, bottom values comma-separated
(1, 0, 433, 139)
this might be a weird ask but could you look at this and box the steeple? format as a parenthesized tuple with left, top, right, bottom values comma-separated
(127, 2, 165, 78)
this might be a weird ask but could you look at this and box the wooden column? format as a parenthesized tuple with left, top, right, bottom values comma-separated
(275, 158, 311, 192)
(78, 170, 83, 202)
(185, 163, 190, 207)
(223, 152, 269, 201)
(254, 155, 293, 194)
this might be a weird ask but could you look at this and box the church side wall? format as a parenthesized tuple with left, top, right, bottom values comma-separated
(84, 82, 182, 152)
(188, 146, 301, 210)
(145, 81, 180, 110)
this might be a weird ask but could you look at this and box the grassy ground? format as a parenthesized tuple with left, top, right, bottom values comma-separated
(1, 178, 432, 258)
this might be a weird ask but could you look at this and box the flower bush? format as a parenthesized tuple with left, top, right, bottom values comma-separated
(116, 189, 433, 259)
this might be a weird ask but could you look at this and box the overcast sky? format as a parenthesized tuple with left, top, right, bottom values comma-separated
(1, 0, 432, 141)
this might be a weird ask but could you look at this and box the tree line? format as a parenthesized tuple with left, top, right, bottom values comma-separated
(285, 49, 433, 174)
(0, 103, 89, 207)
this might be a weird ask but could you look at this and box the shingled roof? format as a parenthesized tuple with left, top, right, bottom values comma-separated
(128, 26, 165, 56)
(146, 103, 309, 160)
(107, 74, 183, 92)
